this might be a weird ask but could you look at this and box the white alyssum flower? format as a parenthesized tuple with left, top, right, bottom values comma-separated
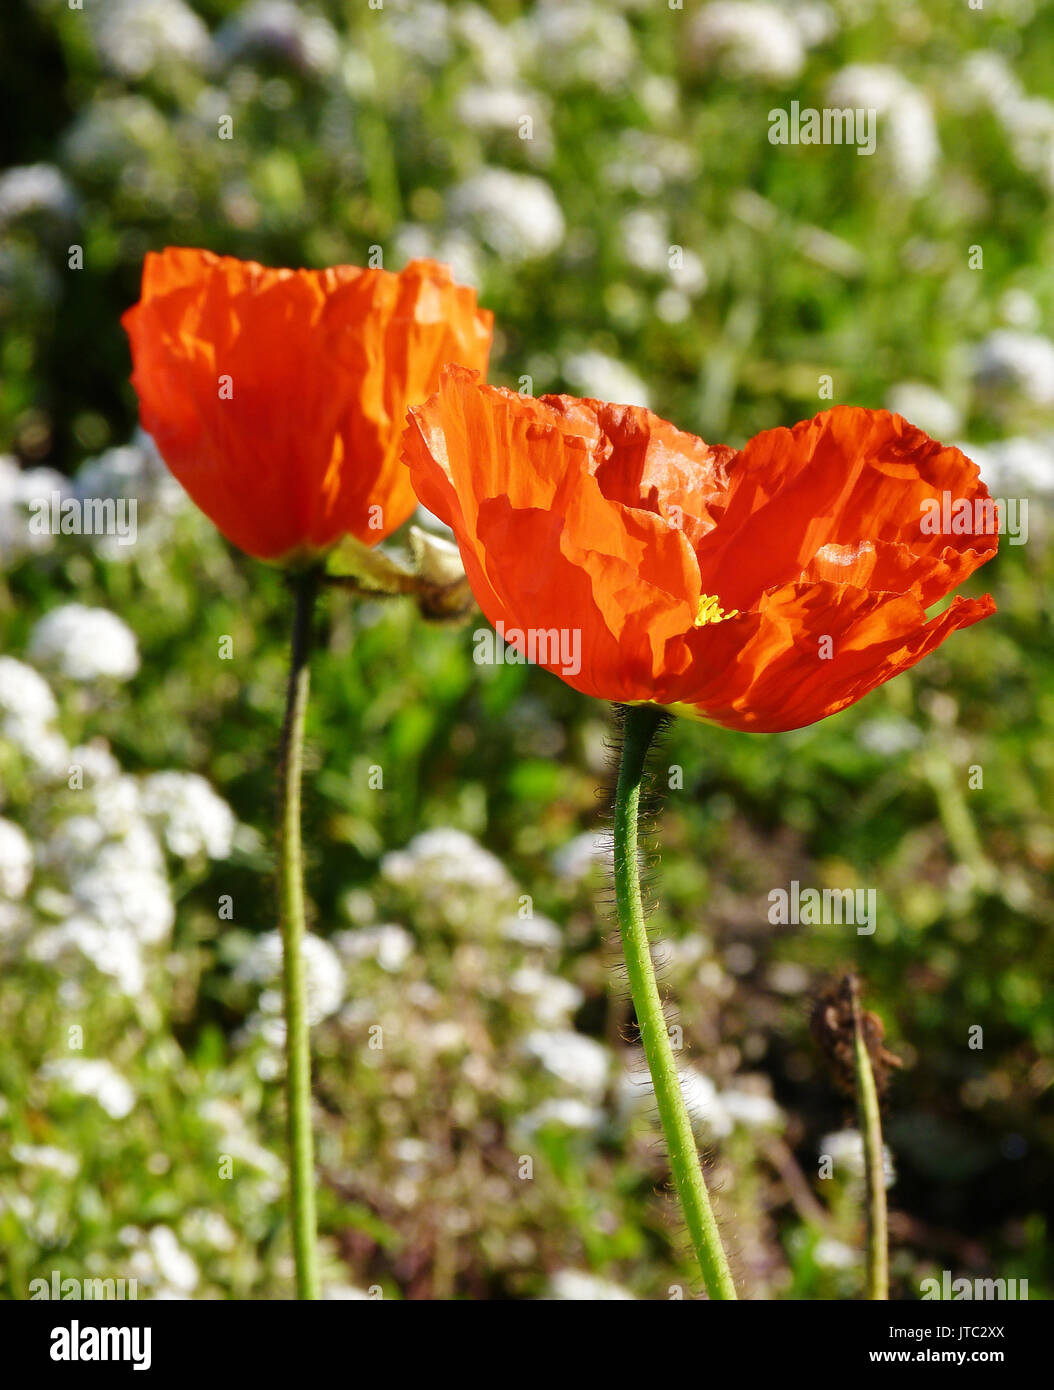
(0, 818, 33, 898)
(551, 830, 610, 882)
(562, 352, 650, 410)
(92, 0, 212, 79)
(457, 84, 547, 136)
(691, 3, 806, 83)
(0, 164, 75, 226)
(40, 1059, 136, 1119)
(719, 1087, 782, 1129)
(518, 1097, 605, 1136)
(886, 383, 962, 441)
(821, 1129, 896, 1188)
(973, 330, 1054, 407)
(449, 169, 564, 262)
(11, 1143, 80, 1178)
(29, 605, 139, 683)
(960, 435, 1054, 497)
(523, 1029, 609, 1098)
(0, 655, 58, 728)
(392, 225, 483, 290)
(381, 828, 514, 894)
(499, 912, 562, 948)
(814, 1237, 858, 1270)
(856, 717, 923, 757)
(216, 0, 340, 74)
(127, 1227, 199, 1294)
(827, 65, 939, 193)
(334, 923, 414, 973)
(547, 1270, 635, 1300)
(525, 3, 636, 92)
(620, 1067, 734, 1138)
(509, 968, 583, 1026)
(238, 931, 345, 1025)
(30, 918, 146, 996)
(139, 772, 235, 860)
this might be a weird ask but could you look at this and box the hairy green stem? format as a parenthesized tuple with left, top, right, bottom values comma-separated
(851, 980, 889, 1300)
(613, 704, 737, 1300)
(277, 567, 321, 1300)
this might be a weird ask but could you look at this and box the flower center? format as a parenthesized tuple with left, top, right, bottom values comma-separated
(694, 593, 739, 627)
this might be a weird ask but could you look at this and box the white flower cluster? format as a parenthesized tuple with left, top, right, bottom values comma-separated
(620, 1067, 782, 1139)
(236, 930, 345, 1028)
(0, 656, 68, 778)
(820, 1128, 896, 1188)
(0, 651, 236, 996)
(381, 827, 515, 894)
(122, 1226, 200, 1297)
(40, 1058, 136, 1119)
(523, 1029, 610, 1099)
(547, 1270, 636, 1300)
(448, 169, 564, 262)
(216, 0, 340, 76)
(827, 65, 939, 193)
(0, 457, 69, 568)
(885, 383, 962, 442)
(690, 2, 814, 83)
(562, 351, 651, 411)
(0, 163, 75, 227)
(973, 330, 1054, 408)
(140, 773, 236, 861)
(960, 53, 1054, 195)
(29, 605, 140, 683)
(91, 0, 213, 81)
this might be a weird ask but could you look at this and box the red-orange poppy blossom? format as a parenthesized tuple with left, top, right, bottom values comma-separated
(122, 249, 492, 562)
(404, 367, 998, 732)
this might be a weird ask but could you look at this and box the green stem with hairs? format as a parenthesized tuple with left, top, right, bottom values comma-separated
(851, 981, 889, 1300)
(613, 704, 737, 1300)
(277, 567, 321, 1300)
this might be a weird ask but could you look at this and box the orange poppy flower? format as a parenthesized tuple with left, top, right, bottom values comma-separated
(404, 367, 998, 732)
(122, 249, 492, 562)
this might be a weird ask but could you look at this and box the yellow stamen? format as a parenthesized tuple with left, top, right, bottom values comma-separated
(694, 593, 739, 627)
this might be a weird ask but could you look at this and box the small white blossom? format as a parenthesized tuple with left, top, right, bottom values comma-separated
(547, 1270, 635, 1300)
(140, 773, 236, 860)
(562, 352, 650, 410)
(827, 66, 939, 193)
(524, 1029, 609, 1098)
(29, 605, 139, 683)
(334, 923, 414, 973)
(381, 828, 514, 893)
(449, 169, 564, 262)
(40, 1059, 136, 1119)
(886, 383, 962, 441)
(519, 1098, 605, 1136)
(509, 968, 583, 1025)
(691, 3, 806, 83)
(92, 0, 212, 79)
(238, 931, 345, 1025)
(11, 1143, 79, 1178)
(973, 330, 1054, 407)
(0, 164, 75, 226)
(0, 818, 33, 898)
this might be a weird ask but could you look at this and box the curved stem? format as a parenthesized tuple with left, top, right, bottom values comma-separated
(850, 979, 889, 1300)
(277, 567, 321, 1300)
(613, 704, 737, 1300)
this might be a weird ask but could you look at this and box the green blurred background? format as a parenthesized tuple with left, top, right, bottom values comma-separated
(0, 0, 1052, 1299)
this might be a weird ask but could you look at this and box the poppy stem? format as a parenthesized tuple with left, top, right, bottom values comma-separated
(613, 704, 737, 1300)
(277, 566, 321, 1300)
(849, 977, 889, 1300)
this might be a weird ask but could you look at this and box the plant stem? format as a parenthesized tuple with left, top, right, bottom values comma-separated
(612, 704, 737, 1300)
(850, 977, 889, 1300)
(277, 566, 321, 1300)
